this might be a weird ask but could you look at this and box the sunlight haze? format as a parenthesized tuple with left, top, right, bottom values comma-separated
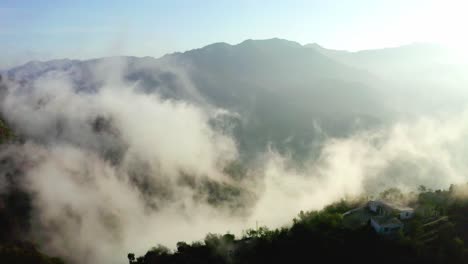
(1, 0, 468, 68)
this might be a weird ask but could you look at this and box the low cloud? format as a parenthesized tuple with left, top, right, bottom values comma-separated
(249, 111, 468, 227)
(1, 60, 468, 263)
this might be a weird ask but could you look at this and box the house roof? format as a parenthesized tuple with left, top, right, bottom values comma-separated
(371, 216, 403, 227)
(393, 205, 414, 212)
(369, 200, 413, 212)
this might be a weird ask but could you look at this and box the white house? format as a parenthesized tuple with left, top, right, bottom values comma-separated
(368, 201, 392, 215)
(368, 200, 381, 213)
(395, 206, 415, 220)
(368, 200, 414, 220)
(370, 216, 403, 235)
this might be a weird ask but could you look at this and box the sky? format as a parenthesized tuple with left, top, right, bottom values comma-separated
(1, 0, 467, 69)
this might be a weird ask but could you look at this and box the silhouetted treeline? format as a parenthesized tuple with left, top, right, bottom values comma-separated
(0, 242, 65, 264)
(130, 187, 468, 264)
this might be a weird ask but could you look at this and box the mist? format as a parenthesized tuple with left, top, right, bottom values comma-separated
(2, 44, 468, 263)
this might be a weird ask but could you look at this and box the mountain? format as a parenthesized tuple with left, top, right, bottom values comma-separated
(305, 42, 456, 74)
(5, 38, 467, 159)
(306, 43, 468, 113)
(3, 39, 468, 264)
(165, 39, 386, 158)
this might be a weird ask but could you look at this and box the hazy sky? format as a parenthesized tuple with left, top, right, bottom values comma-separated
(1, 0, 467, 69)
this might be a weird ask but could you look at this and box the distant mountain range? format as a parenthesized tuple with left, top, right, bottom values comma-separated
(4, 38, 468, 159)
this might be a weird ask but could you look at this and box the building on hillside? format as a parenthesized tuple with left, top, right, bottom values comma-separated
(343, 200, 415, 235)
(395, 206, 415, 220)
(370, 216, 403, 235)
(368, 200, 393, 215)
(368, 200, 414, 220)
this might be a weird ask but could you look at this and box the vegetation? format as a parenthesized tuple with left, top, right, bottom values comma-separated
(129, 186, 468, 264)
(0, 242, 64, 264)
(0, 118, 64, 264)
(0, 118, 13, 144)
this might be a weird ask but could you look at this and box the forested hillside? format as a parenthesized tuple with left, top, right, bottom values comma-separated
(130, 186, 468, 264)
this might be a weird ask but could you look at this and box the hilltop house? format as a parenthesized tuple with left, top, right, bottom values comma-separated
(368, 200, 414, 219)
(367, 200, 414, 234)
(370, 216, 403, 235)
(397, 206, 415, 220)
(343, 200, 414, 235)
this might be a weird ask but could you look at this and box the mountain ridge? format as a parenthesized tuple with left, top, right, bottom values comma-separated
(3, 38, 467, 159)
(5, 38, 451, 72)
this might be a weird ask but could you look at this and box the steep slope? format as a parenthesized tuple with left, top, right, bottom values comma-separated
(305, 42, 456, 74)
(166, 38, 385, 158)
(306, 43, 468, 114)
(3, 39, 389, 159)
